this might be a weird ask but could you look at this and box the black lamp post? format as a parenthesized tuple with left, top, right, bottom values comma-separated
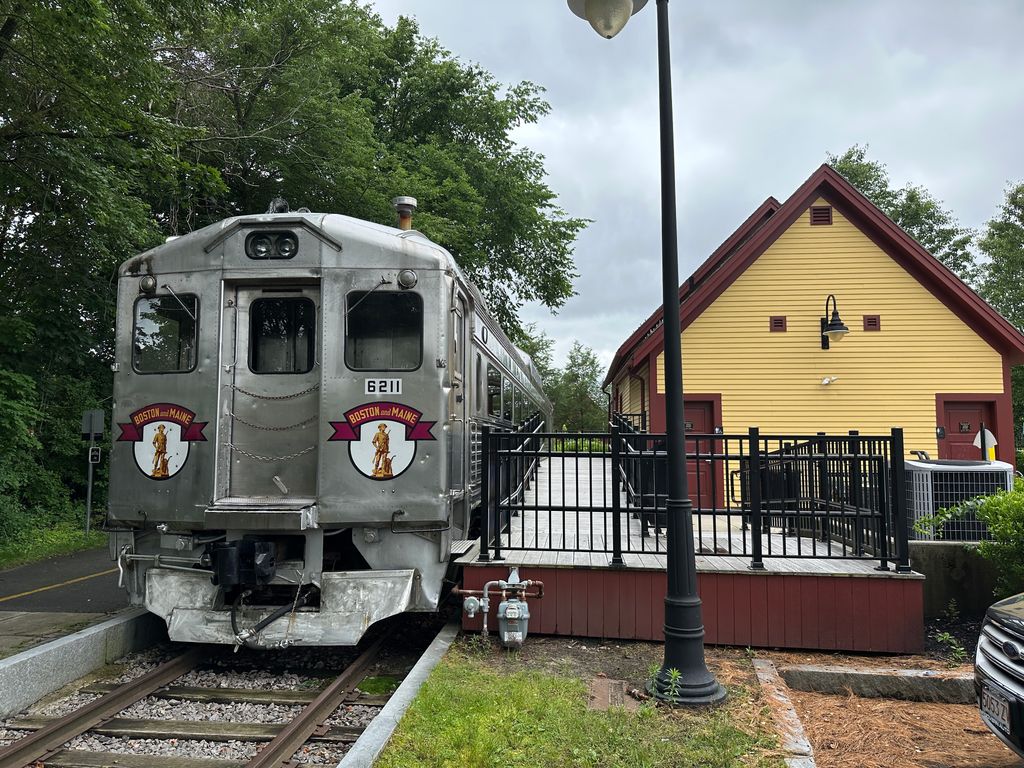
(567, 0, 726, 706)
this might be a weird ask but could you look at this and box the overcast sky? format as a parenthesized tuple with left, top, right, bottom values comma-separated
(369, 0, 1024, 370)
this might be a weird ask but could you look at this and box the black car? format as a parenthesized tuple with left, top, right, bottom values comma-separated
(977, 593, 1024, 759)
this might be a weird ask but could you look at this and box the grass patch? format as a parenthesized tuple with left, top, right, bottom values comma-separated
(0, 523, 106, 570)
(376, 644, 781, 768)
(358, 675, 400, 695)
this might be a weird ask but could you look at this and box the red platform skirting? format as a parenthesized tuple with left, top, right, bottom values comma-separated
(461, 566, 925, 654)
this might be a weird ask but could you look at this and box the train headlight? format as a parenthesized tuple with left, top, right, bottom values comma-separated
(276, 233, 298, 258)
(397, 269, 418, 290)
(139, 275, 158, 294)
(251, 235, 273, 258)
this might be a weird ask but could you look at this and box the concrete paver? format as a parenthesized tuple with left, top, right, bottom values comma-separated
(0, 610, 106, 657)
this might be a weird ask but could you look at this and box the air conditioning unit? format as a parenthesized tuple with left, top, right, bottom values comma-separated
(906, 459, 1014, 541)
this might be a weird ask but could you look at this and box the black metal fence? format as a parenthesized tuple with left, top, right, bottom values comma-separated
(477, 414, 911, 572)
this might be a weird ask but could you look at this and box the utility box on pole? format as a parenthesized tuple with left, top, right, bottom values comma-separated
(81, 410, 105, 441)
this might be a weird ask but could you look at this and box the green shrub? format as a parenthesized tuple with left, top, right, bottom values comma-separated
(917, 478, 1024, 598)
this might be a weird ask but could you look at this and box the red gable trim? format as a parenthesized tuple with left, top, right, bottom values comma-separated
(603, 196, 780, 386)
(618, 164, 1024, 375)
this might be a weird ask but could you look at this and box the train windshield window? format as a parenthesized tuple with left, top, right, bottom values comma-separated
(502, 378, 513, 422)
(345, 291, 422, 371)
(133, 295, 198, 373)
(249, 298, 315, 374)
(487, 364, 501, 417)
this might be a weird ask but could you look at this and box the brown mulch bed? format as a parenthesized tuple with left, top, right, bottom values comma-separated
(788, 689, 1019, 768)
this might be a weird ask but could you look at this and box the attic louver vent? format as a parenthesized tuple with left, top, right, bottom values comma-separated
(770, 316, 787, 332)
(810, 206, 833, 225)
(864, 315, 881, 331)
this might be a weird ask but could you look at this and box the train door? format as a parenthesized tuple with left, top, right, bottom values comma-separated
(221, 284, 320, 501)
(449, 292, 468, 528)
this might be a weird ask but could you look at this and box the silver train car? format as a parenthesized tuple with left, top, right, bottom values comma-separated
(107, 200, 550, 648)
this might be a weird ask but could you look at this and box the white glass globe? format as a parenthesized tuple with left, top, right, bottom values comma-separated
(584, 0, 635, 39)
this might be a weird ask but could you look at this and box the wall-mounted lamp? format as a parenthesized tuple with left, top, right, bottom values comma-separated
(820, 294, 850, 349)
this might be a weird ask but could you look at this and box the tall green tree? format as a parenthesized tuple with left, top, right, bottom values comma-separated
(516, 322, 557, 389)
(0, 0, 585, 542)
(0, 0, 197, 535)
(155, 0, 585, 332)
(550, 342, 607, 432)
(977, 183, 1024, 446)
(828, 146, 976, 282)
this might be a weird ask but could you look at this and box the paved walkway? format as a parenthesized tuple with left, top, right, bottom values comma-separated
(0, 546, 128, 655)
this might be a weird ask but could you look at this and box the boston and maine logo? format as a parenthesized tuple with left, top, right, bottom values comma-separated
(329, 402, 435, 481)
(117, 403, 207, 480)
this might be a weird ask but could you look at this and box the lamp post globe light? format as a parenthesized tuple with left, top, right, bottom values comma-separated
(566, 0, 726, 706)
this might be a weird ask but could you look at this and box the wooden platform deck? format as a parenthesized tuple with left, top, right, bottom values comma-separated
(460, 457, 925, 652)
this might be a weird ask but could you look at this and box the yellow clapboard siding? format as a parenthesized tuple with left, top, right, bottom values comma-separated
(655, 199, 1003, 455)
(614, 370, 647, 428)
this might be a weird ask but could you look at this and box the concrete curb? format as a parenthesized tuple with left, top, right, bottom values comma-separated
(753, 659, 817, 768)
(0, 608, 165, 718)
(338, 623, 459, 768)
(778, 664, 975, 704)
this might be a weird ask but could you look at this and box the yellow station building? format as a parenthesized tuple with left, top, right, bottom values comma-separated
(606, 165, 1024, 465)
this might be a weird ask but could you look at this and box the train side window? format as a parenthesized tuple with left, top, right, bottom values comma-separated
(502, 377, 513, 422)
(487, 364, 501, 417)
(453, 297, 465, 376)
(476, 355, 483, 412)
(133, 295, 198, 374)
(249, 298, 315, 374)
(346, 291, 422, 371)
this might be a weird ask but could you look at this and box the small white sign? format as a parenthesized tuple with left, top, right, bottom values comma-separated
(973, 428, 998, 449)
(364, 378, 402, 396)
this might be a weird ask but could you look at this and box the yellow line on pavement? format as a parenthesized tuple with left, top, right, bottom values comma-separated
(0, 568, 118, 604)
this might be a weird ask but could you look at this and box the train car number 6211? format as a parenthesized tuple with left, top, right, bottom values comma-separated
(365, 378, 402, 395)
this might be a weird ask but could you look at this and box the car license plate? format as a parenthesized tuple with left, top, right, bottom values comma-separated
(982, 684, 1012, 734)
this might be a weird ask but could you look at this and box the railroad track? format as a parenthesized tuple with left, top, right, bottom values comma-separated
(0, 636, 389, 768)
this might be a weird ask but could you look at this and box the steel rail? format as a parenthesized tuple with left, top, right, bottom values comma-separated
(244, 635, 385, 768)
(0, 649, 200, 768)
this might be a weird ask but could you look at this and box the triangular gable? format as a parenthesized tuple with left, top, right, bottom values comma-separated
(611, 164, 1024, 382)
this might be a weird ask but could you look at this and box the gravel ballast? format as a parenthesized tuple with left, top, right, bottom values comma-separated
(118, 697, 304, 723)
(66, 734, 261, 761)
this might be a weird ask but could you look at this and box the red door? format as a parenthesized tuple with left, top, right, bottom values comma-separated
(684, 401, 715, 509)
(940, 401, 995, 460)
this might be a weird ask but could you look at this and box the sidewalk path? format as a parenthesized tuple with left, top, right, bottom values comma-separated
(0, 546, 128, 655)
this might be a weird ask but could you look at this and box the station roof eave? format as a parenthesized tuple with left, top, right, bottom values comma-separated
(604, 164, 1024, 388)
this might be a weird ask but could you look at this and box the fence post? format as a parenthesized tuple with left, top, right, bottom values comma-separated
(817, 431, 829, 542)
(891, 427, 912, 573)
(478, 426, 491, 562)
(849, 429, 863, 555)
(512, 423, 522, 516)
(492, 431, 505, 561)
(748, 426, 765, 570)
(611, 425, 624, 566)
